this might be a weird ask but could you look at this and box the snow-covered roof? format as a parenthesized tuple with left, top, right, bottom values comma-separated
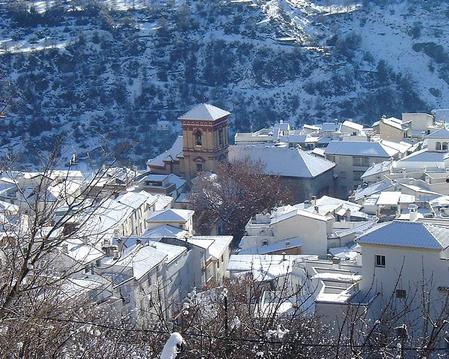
(154, 194, 174, 211)
(333, 220, 377, 239)
(380, 140, 412, 154)
(397, 149, 449, 163)
(353, 179, 394, 202)
(357, 221, 449, 250)
(0, 200, 19, 213)
(376, 191, 402, 206)
(228, 145, 335, 178)
(341, 120, 363, 132)
(317, 136, 333, 145)
(62, 275, 110, 298)
(187, 238, 214, 251)
(361, 161, 392, 179)
(325, 141, 398, 158)
(399, 194, 416, 203)
(145, 241, 186, 263)
(271, 207, 333, 224)
(147, 136, 183, 167)
(312, 272, 361, 282)
(238, 238, 302, 255)
(426, 127, 449, 139)
(147, 208, 193, 223)
(430, 195, 449, 207)
(228, 254, 309, 281)
(296, 195, 364, 218)
(178, 103, 230, 121)
(329, 245, 360, 261)
(311, 147, 326, 158)
(118, 191, 156, 209)
(382, 117, 407, 130)
(320, 122, 340, 132)
(138, 173, 186, 190)
(116, 245, 167, 280)
(141, 225, 188, 240)
(63, 239, 104, 264)
(398, 183, 439, 197)
(279, 134, 307, 144)
(189, 235, 233, 259)
(79, 197, 141, 240)
(303, 124, 320, 131)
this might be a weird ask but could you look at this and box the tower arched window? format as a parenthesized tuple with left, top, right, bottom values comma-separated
(443, 142, 448, 151)
(195, 130, 202, 146)
(218, 129, 223, 146)
(436, 142, 442, 151)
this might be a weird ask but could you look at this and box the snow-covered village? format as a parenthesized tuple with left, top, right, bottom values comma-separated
(3, 0, 449, 358)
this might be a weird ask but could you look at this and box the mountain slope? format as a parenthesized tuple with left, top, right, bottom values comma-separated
(0, 0, 448, 167)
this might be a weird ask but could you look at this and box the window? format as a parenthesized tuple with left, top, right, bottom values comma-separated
(443, 142, 448, 151)
(218, 129, 223, 146)
(196, 163, 203, 172)
(375, 255, 385, 267)
(437, 142, 442, 151)
(353, 156, 370, 167)
(195, 131, 202, 146)
(396, 289, 406, 299)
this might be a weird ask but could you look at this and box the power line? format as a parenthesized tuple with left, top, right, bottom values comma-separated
(42, 316, 449, 352)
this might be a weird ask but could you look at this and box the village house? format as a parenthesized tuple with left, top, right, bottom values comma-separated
(359, 126, 449, 196)
(229, 144, 336, 202)
(239, 195, 375, 256)
(377, 117, 409, 142)
(356, 220, 449, 341)
(324, 140, 401, 198)
(132, 172, 186, 199)
(146, 208, 194, 233)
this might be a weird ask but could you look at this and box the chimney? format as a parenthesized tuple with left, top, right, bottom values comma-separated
(311, 196, 317, 207)
(409, 204, 418, 222)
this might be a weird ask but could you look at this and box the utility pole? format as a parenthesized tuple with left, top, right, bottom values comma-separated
(223, 288, 230, 356)
(224, 290, 229, 337)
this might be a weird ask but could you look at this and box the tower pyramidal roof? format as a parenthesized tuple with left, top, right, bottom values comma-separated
(178, 103, 230, 121)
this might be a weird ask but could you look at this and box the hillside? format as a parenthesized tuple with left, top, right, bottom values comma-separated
(0, 0, 448, 167)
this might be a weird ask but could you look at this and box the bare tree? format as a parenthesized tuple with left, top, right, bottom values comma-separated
(190, 159, 293, 241)
(153, 259, 449, 359)
(0, 145, 167, 357)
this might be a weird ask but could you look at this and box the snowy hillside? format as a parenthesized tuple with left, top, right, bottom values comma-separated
(0, 0, 448, 166)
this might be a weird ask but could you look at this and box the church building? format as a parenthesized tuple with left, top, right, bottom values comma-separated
(147, 103, 230, 180)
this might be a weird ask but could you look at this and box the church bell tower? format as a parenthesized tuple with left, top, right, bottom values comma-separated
(179, 103, 230, 179)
